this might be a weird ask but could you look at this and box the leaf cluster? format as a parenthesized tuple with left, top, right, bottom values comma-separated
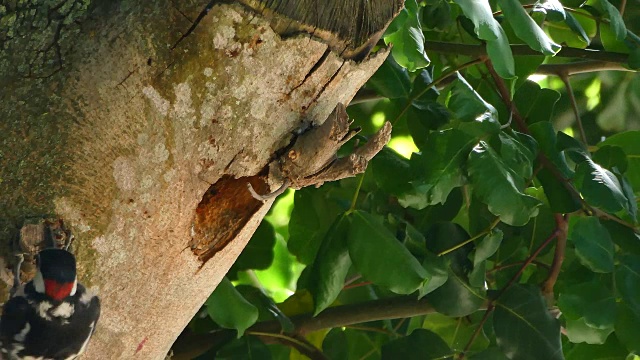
(174, 0, 640, 359)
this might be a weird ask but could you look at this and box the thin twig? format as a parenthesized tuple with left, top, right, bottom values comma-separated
(560, 73, 587, 145)
(438, 217, 501, 256)
(247, 180, 290, 202)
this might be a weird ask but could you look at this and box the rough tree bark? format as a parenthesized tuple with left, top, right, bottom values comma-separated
(0, 1, 400, 358)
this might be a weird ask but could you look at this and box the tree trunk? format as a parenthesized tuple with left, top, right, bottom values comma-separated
(0, 1, 397, 358)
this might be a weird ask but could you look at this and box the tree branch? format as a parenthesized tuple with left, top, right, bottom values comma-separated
(542, 214, 569, 301)
(425, 41, 630, 64)
(172, 295, 490, 359)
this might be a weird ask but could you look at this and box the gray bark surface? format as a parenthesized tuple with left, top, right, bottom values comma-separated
(0, 1, 391, 358)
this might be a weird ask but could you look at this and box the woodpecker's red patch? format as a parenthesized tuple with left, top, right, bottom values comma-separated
(44, 279, 74, 301)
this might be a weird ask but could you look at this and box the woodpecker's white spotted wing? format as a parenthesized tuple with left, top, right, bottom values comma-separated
(0, 282, 100, 360)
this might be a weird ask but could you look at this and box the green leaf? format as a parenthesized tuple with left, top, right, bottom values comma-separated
(382, 329, 453, 360)
(528, 122, 572, 177)
(468, 141, 541, 226)
(423, 0, 453, 30)
(589, 0, 626, 41)
(565, 335, 630, 360)
(449, 75, 500, 131)
(288, 187, 342, 264)
(498, 0, 560, 55)
(565, 12, 591, 45)
(557, 281, 616, 329)
(499, 132, 537, 179)
(474, 229, 504, 266)
(400, 129, 475, 208)
(322, 329, 349, 360)
(422, 313, 490, 351)
(427, 271, 486, 317)
(215, 336, 271, 360)
(469, 347, 510, 360)
(371, 147, 412, 195)
(420, 251, 449, 296)
(232, 221, 276, 271)
(592, 145, 628, 173)
(568, 217, 615, 273)
(574, 158, 630, 215)
(493, 285, 563, 360)
(615, 255, 640, 314)
(615, 303, 640, 353)
(602, 220, 640, 256)
(565, 317, 614, 344)
(384, 0, 430, 71)
(514, 81, 561, 125)
(367, 57, 411, 98)
(207, 278, 259, 337)
(533, 0, 565, 21)
(629, 47, 640, 69)
(310, 214, 351, 315)
(600, 131, 640, 190)
(347, 210, 428, 294)
(454, 0, 515, 78)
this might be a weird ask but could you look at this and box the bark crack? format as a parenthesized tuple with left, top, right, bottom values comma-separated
(170, 0, 218, 50)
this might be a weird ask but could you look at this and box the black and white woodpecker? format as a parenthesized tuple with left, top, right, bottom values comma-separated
(0, 248, 101, 359)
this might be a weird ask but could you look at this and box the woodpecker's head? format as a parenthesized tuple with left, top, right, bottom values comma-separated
(33, 248, 77, 301)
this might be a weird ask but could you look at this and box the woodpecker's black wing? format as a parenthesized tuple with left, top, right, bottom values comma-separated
(0, 293, 32, 356)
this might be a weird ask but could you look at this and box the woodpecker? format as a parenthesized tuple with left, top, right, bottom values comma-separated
(1, 248, 101, 360)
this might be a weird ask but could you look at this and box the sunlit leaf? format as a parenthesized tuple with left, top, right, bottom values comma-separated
(453, 0, 515, 78)
(565, 317, 614, 344)
(384, 0, 430, 71)
(498, 0, 560, 55)
(207, 278, 259, 337)
(600, 131, 640, 191)
(574, 158, 630, 215)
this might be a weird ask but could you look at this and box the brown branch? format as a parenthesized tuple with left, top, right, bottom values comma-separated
(425, 41, 630, 64)
(459, 226, 561, 359)
(537, 61, 633, 76)
(172, 295, 490, 359)
(541, 214, 568, 301)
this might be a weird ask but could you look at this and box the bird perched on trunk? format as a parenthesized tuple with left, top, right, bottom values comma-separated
(0, 248, 100, 359)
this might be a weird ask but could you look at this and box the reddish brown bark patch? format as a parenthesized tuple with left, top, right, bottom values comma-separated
(190, 175, 268, 265)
